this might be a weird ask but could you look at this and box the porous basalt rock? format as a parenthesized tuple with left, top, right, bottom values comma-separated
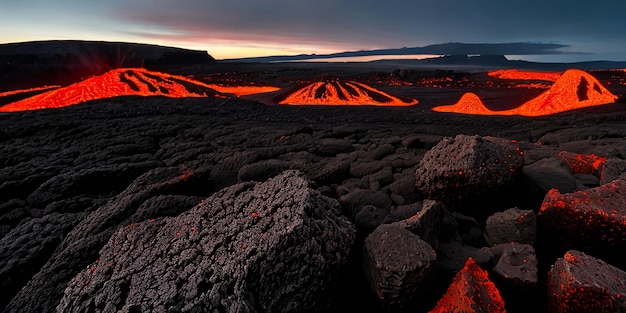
(547, 250, 626, 313)
(362, 224, 436, 309)
(57, 170, 355, 313)
(415, 134, 524, 210)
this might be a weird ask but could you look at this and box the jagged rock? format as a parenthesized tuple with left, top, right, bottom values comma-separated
(490, 242, 538, 291)
(0, 213, 82, 310)
(484, 207, 536, 246)
(237, 159, 288, 182)
(558, 151, 606, 176)
(58, 170, 355, 313)
(5, 166, 211, 313)
(415, 134, 524, 211)
(547, 250, 626, 313)
(428, 258, 506, 313)
(600, 158, 626, 185)
(538, 180, 626, 260)
(391, 200, 445, 249)
(521, 157, 577, 202)
(362, 224, 436, 308)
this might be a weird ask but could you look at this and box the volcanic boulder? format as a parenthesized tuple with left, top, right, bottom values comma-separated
(538, 179, 626, 260)
(415, 134, 524, 211)
(484, 207, 536, 246)
(547, 250, 626, 313)
(57, 170, 355, 313)
(362, 224, 437, 309)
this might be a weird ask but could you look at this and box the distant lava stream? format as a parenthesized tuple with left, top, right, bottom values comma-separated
(0, 68, 279, 112)
(433, 69, 618, 116)
(278, 79, 417, 106)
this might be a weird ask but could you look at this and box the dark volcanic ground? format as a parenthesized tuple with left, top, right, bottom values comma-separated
(1, 63, 626, 313)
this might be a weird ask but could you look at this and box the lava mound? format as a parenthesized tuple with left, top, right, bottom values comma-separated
(0, 68, 225, 112)
(433, 69, 618, 116)
(278, 79, 417, 106)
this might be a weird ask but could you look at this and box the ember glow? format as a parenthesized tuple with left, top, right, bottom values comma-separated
(428, 258, 506, 313)
(488, 69, 562, 82)
(279, 80, 417, 106)
(433, 69, 618, 116)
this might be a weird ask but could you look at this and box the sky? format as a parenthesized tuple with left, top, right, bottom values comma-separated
(1, 0, 625, 62)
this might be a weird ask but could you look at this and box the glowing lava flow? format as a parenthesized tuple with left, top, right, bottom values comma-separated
(432, 69, 618, 116)
(205, 85, 280, 97)
(0, 68, 223, 112)
(432, 92, 495, 115)
(0, 85, 61, 98)
(279, 80, 417, 106)
(488, 69, 562, 82)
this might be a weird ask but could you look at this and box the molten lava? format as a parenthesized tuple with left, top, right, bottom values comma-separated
(432, 69, 618, 116)
(205, 85, 280, 97)
(0, 68, 224, 112)
(488, 69, 562, 82)
(279, 80, 417, 106)
(429, 258, 506, 313)
(432, 92, 495, 115)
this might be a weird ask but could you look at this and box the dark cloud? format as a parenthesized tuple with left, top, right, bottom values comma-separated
(114, 0, 626, 59)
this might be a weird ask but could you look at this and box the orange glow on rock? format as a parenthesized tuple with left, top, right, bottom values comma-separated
(538, 180, 626, 247)
(279, 79, 417, 106)
(488, 69, 562, 82)
(0, 68, 225, 112)
(429, 258, 506, 313)
(432, 69, 618, 116)
(558, 151, 607, 175)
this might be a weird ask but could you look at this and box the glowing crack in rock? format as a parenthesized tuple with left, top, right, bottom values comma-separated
(279, 80, 417, 106)
(428, 258, 506, 313)
(0, 68, 280, 112)
(432, 69, 618, 116)
(488, 69, 562, 82)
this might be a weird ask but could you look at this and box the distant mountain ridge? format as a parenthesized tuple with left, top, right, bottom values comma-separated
(0, 40, 215, 91)
(224, 42, 568, 62)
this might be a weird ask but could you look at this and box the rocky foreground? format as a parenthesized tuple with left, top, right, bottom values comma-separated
(1, 97, 626, 313)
